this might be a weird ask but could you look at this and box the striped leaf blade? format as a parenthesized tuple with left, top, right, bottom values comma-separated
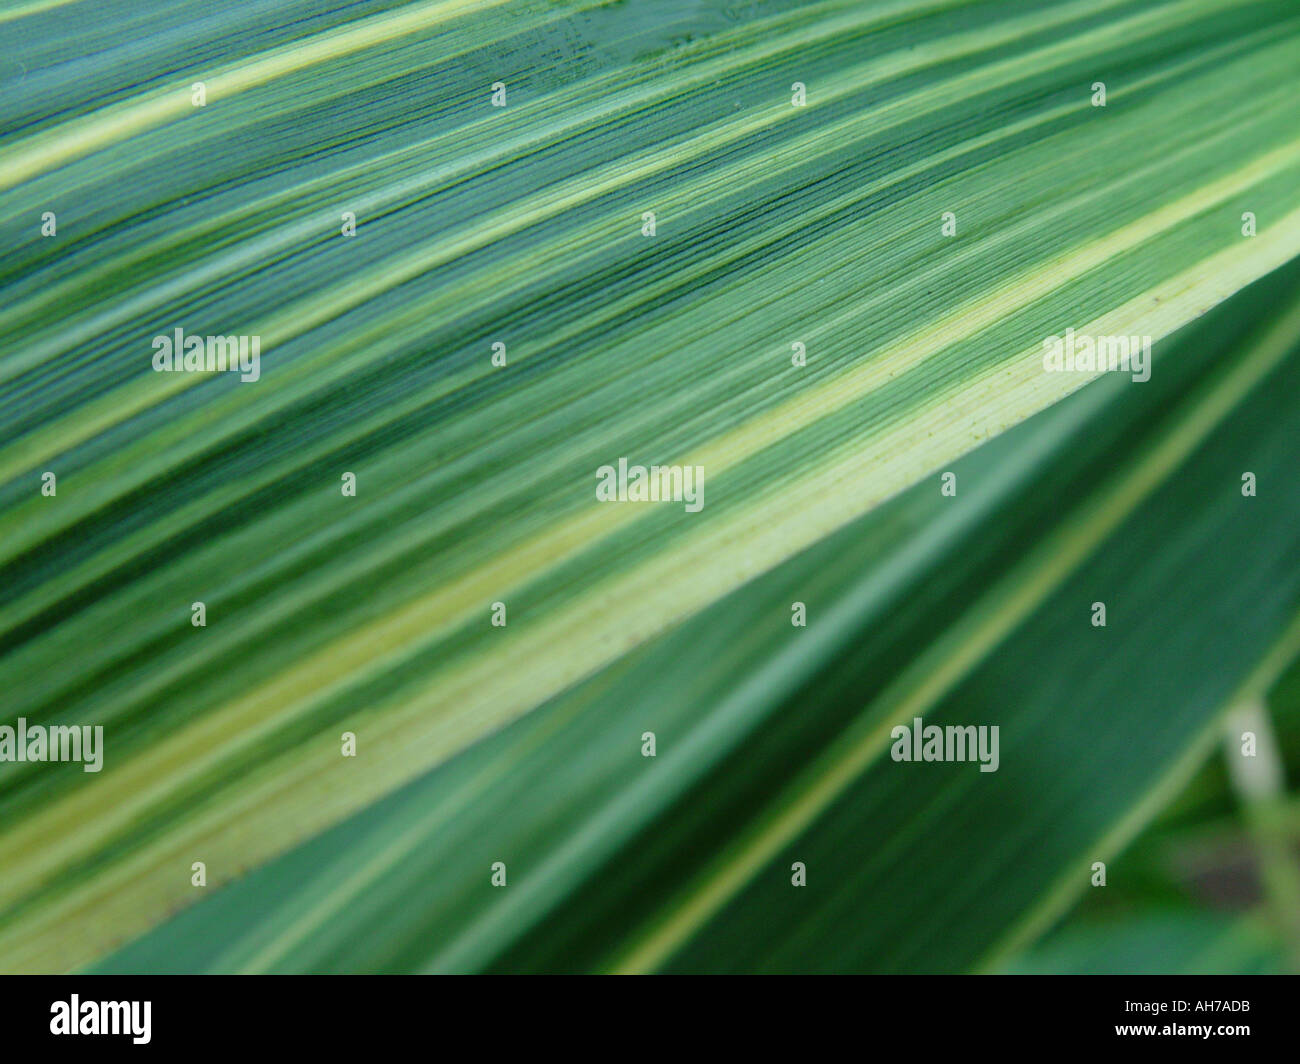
(1, 0, 1298, 971)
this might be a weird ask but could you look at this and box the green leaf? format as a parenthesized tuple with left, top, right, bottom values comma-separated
(1002, 912, 1285, 975)
(94, 258, 1300, 972)
(2, 0, 1299, 972)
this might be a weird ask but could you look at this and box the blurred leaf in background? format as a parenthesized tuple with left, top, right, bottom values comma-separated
(1009, 657, 1300, 974)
